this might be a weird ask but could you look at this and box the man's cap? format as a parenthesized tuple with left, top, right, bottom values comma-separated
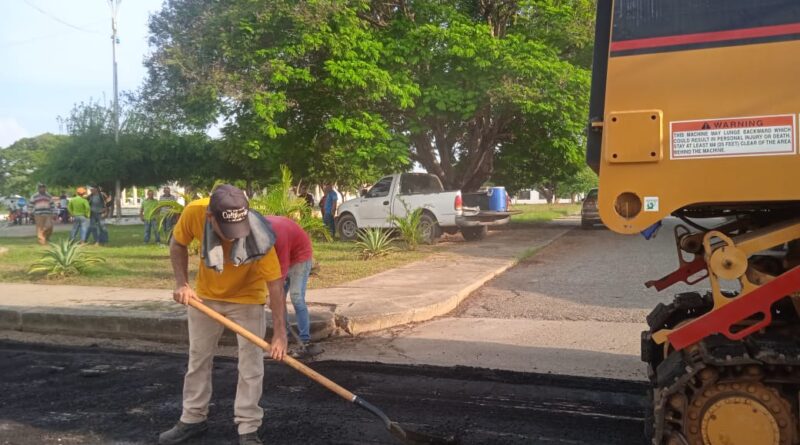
(37, 183, 46, 187)
(76, 187, 87, 196)
(209, 184, 250, 240)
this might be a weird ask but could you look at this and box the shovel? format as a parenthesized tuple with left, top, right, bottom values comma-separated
(188, 299, 458, 445)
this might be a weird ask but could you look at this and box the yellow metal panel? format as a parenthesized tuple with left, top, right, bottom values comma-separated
(604, 110, 663, 164)
(598, 40, 800, 234)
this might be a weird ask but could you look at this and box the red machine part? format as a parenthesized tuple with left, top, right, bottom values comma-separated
(645, 256, 708, 291)
(667, 266, 800, 350)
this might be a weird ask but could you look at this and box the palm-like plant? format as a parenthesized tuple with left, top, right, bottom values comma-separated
(28, 239, 105, 278)
(250, 166, 331, 241)
(146, 192, 193, 235)
(355, 228, 395, 260)
(389, 200, 424, 250)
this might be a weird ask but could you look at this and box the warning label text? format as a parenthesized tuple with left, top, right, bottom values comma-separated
(670, 115, 796, 159)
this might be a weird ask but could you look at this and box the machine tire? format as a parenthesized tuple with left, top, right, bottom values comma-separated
(461, 226, 488, 241)
(419, 213, 440, 245)
(641, 291, 800, 445)
(337, 214, 359, 241)
(581, 218, 593, 229)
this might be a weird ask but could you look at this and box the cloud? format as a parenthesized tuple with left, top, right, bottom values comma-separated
(0, 118, 29, 148)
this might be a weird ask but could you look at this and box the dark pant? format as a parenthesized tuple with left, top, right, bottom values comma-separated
(323, 213, 335, 237)
(143, 219, 161, 243)
(88, 212, 108, 244)
(163, 215, 176, 238)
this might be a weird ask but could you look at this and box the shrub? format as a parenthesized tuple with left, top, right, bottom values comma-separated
(355, 228, 395, 260)
(250, 165, 331, 241)
(388, 201, 424, 250)
(146, 193, 189, 236)
(145, 192, 201, 253)
(28, 239, 105, 278)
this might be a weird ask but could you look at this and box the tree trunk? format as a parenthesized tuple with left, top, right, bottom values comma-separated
(408, 105, 512, 193)
(538, 182, 558, 204)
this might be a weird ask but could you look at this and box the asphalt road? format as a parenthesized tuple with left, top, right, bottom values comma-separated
(320, 218, 703, 380)
(460, 218, 699, 320)
(0, 341, 646, 445)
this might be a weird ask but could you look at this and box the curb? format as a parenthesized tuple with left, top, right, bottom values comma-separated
(0, 306, 336, 344)
(0, 225, 572, 343)
(335, 227, 572, 335)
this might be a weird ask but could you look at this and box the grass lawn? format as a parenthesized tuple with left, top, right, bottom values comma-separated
(0, 224, 436, 290)
(510, 203, 582, 225)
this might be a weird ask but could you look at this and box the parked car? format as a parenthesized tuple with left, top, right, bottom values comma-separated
(336, 173, 512, 243)
(581, 188, 601, 229)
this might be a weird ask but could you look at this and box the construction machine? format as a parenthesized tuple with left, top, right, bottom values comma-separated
(588, 1, 800, 444)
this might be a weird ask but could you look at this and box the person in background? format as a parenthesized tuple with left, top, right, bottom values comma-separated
(87, 186, 109, 245)
(59, 192, 69, 223)
(16, 196, 27, 225)
(298, 186, 314, 209)
(160, 186, 178, 235)
(68, 187, 91, 243)
(322, 183, 338, 237)
(98, 186, 113, 218)
(185, 186, 201, 202)
(265, 215, 315, 358)
(140, 189, 161, 244)
(30, 183, 56, 245)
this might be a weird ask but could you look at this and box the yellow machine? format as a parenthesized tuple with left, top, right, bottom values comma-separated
(589, 1, 800, 444)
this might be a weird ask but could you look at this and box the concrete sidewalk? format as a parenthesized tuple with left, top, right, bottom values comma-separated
(0, 223, 571, 344)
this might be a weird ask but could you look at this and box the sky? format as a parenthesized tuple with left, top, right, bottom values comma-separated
(0, 0, 164, 148)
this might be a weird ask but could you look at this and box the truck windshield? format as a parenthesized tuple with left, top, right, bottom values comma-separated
(399, 174, 444, 195)
(366, 177, 393, 198)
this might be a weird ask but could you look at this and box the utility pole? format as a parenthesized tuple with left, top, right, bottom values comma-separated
(108, 0, 122, 221)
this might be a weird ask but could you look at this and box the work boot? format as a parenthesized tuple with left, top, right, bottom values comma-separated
(239, 432, 263, 445)
(288, 342, 310, 359)
(305, 341, 323, 356)
(291, 341, 324, 359)
(158, 420, 208, 445)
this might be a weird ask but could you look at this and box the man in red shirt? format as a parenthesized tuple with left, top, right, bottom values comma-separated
(265, 216, 315, 356)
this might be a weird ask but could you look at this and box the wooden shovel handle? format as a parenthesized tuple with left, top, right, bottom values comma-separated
(188, 299, 357, 403)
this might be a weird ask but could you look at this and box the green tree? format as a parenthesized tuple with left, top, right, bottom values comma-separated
(39, 100, 222, 190)
(144, 0, 414, 188)
(560, 165, 598, 202)
(143, 0, 591, 191)
(0, 133, 67, 196)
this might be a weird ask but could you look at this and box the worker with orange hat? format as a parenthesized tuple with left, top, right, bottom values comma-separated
(67, 187, 91, 243)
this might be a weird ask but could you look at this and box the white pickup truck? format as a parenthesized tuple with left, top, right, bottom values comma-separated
(335, 173, 512, 243)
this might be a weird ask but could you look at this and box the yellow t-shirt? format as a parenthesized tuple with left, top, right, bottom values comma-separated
(172, 198, 282, 304)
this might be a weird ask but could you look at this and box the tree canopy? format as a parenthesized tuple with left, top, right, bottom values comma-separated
(144, 0, 593, 191)
(0, 133, 67, 197)
(37, 100, 221, 191)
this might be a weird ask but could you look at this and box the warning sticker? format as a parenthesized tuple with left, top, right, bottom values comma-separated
(670, 115, 796, 159)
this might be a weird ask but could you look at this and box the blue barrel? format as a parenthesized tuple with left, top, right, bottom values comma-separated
(488, 186, 507, 211)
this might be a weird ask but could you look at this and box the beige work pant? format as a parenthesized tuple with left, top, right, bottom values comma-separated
(34, 215, 53, 245)
(180, 300, 266, 435)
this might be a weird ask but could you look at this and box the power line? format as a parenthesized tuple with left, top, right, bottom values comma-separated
(21, 0, 102, 34)
(0, 21, 104, 48)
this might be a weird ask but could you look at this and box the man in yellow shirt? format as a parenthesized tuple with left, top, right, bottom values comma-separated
(159, 185, 287, 445)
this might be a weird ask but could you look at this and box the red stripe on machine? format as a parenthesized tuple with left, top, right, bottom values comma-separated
(611, 22, 800, 52)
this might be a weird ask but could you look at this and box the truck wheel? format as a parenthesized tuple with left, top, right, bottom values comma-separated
(337, 214, 359, 241)
(461, 226, 487, 241)
(419, 214, 440, 244)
